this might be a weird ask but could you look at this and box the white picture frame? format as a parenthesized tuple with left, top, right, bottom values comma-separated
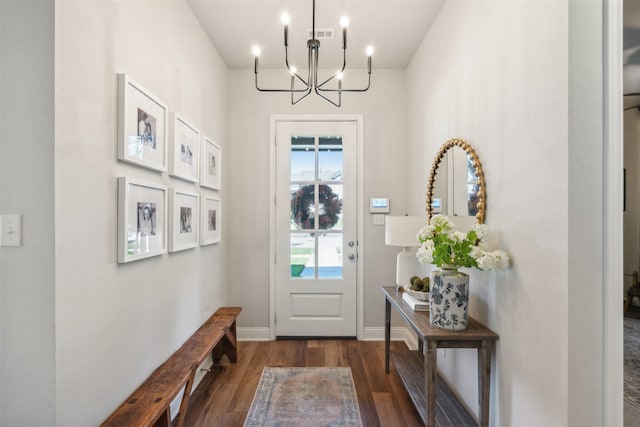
(200, 195, 221, 245)
(117, 177, 168, 263)
(200, 136, 221, 190)
(117, 73, 168, 172)
(168, 189, 199, 252)
(169, 113, 199, 182)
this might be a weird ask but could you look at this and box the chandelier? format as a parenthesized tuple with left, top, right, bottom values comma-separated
(252, 0, 373, 107)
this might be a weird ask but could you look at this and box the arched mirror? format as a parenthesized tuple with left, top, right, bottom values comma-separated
(426, 138, 485, 224)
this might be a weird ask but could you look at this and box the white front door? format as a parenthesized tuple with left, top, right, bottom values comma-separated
(275, 120, 358, 337)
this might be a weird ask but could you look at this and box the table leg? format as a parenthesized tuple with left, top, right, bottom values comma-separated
(425, 340, 437, 427)
(385, 297, 391, 373)
(478, 340, 491, 427)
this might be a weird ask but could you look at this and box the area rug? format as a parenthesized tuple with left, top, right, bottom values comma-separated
(244, 367, 363, 426)
(625, 316, 640, 407)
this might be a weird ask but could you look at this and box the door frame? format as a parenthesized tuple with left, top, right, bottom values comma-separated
(604, 0, 623, 424)
(268, 114, 365, 340)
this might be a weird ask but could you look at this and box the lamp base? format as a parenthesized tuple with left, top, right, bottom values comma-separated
(396, 247, 416, 286)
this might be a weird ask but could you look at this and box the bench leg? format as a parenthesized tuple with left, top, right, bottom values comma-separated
(212, 323, 238, 363)
(152, 409, 171, 427)
(172, 366, 197, 427)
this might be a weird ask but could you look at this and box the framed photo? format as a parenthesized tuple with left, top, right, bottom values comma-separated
(200, 136, 221, 190)
(168, 188, 199, 252)
(200, 195, 221, 245)
(117, 177, 168, 263)
(169, 113, 199, 182)
(117, 73, 168, 172)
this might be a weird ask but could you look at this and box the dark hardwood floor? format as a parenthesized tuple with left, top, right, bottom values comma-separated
(181, 340, 424, 426)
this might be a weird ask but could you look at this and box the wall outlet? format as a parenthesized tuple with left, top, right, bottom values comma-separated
(0, 215, 22, 247)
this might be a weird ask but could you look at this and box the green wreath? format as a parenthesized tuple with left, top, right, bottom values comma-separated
(291, 184, 342, 229)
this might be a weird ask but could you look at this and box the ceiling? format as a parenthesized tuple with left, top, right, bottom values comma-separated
(186, 0, 445, 70)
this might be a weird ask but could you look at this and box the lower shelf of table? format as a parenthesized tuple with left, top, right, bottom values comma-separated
(390, 348, 478, 426)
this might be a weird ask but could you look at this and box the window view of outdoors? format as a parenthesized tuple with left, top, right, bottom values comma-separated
(289, 136, 344, 279)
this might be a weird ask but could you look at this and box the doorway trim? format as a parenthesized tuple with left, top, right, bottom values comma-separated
(268, 114, 365, 340)
(604, 0, 623, 424)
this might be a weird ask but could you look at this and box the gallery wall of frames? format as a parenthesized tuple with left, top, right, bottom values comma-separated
(116, 73, 222, 263)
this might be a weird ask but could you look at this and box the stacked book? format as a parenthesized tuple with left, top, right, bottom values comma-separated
(402, 291, 429, 311)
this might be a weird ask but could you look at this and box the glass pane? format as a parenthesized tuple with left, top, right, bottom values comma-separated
(291, 136, 315, 181)
(291, 184, 316, 230)
(467, 155, 477, 182)
(291, 233, 315, 279)
(318, 136, 343, 181)
(468, 184, 479, 216)
(318, 233, 343, 279)
(317, 184, 342, 230)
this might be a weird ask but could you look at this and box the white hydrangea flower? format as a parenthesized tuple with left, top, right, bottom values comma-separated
(477, 250, 511, 270)
(469, 246, 484, 260)
(416, 225, 435, 242)
(450, 231, 466, 243)
(494, 250, 510, 269)
(431, 214, 453, 231)
(474, 223, 489, 241)
(416, 243, 434, 265)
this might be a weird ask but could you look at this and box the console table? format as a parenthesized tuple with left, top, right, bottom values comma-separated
(382, 286, 498, 427)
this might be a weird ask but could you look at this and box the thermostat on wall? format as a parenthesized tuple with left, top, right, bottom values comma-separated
(370, 198, 390, 213)
(431, 197, 442, 214)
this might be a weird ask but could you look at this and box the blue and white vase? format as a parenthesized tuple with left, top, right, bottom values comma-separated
(429, 268, 469, 331)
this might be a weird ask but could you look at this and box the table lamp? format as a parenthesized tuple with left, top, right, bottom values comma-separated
(384, 215, 426, 286)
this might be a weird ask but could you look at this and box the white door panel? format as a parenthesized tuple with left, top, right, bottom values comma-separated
(275, 120, 357, 337)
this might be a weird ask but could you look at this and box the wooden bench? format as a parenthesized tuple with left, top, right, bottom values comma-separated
(101, 307, 241, 427)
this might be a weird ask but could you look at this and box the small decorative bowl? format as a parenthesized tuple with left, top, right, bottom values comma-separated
(405, 289, 430, 301)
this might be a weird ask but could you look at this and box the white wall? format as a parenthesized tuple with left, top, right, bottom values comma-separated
(406, 1, 572, 425)
(54, 1, 228, 425)
(0, 1, 56, 425)
(226, 69, 408, 331)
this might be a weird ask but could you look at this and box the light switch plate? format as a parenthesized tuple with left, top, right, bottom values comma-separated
(1, 215, 22, 247)
(372, 214, 385, 225)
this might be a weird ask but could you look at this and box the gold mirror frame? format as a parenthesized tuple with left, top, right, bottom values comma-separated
(426, 138, 486, 224)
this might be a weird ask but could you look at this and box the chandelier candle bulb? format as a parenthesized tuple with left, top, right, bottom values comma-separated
(282, 13, 290, 46)
(252, 46, 261, 74)
(340, 16, 349, 49)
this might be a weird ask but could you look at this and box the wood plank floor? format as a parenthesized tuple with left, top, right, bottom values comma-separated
(181, 340, 424, 426)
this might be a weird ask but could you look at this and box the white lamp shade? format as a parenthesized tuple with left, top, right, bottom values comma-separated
(385, 216, 426, 247)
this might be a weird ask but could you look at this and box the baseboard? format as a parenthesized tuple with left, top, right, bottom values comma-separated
(237, 327, 271, 341)
(237, 326, 418, 349)
(362, 326, 419, 350)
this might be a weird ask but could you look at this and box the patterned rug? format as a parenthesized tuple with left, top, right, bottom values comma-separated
(625, 316, 640, 407)
(244, 367, 363, 426)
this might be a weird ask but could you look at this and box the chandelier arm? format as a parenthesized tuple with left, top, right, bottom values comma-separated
(317, 49, 347, 89)
(317, 73, 371, 93)
(314, 86, 341, 107)
(291, 88, 313, 105)
(255, 73, 311, 93)
(284, 45, 309, 87)
(310, 45, 318, 89)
